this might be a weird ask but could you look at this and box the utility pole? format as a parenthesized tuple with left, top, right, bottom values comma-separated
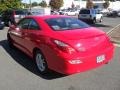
(29, 0, 32, 12)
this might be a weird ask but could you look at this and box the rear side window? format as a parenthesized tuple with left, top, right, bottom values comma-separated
(29, 19, 40, 30)
(79, 9, 90, 14)
(17, 18, 31, 29)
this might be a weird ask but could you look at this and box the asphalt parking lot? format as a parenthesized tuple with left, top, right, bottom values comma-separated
(0, 17, 120, 90)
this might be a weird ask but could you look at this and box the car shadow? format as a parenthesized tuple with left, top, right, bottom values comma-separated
(0, 40, 65, 80)
(89, 23, 112, 28)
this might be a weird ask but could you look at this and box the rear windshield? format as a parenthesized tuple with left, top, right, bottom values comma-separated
(45, 17, 90, 31)
(79, 9, 90, 14)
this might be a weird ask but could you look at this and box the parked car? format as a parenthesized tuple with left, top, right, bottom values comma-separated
(7, 15, 114, 75)
(51, 10, 60, 15)
(118, 11, 120, 17)
(64, 10, 79, 16)
(78, 8, 103, 23)
(107, 10, 118, 17)
(100, 9, 110, 16)
(0, 15, 4, 30)
(1, 9, 28, 26)
(30, 8, 51, 15)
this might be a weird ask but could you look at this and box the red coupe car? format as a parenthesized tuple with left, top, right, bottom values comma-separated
(7, 15, 114, 75)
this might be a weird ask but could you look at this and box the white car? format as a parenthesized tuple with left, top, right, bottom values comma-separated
(78, 9, 103, 23)
(100, 9, 110, 16)
(118, 11, 120, 16)
(64, 10, 79, 16)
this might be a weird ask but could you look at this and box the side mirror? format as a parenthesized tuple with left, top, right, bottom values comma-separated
(10, 25, 20, 31)
(15, 27, 20, 31)
(9, 25, 16, 29)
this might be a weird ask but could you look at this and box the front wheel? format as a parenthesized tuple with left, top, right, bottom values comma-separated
(35, 50, 48, 74)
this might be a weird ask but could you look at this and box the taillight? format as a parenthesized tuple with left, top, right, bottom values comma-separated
(53, 40, 76, 54)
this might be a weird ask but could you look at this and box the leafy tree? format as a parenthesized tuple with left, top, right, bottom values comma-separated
(32, 2, 38, 7)
(39, 0, 47, 7)
(86, 0, 94, 9)
(0, 0, 22, 11)
(103, 0, 110, 8)
(71, 2, 75, 8)
(49, 0, 63, 10)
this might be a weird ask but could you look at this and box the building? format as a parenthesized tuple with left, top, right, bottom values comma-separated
(45, 0, 105, 9)
(45, 0, 120, 10)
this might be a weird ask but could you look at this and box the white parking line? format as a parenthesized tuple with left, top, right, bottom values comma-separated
(107, 23, 120, 35)
(114, 44, 120, 47)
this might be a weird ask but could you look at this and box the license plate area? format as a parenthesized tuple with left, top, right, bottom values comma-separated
(96, 55, 105, 63)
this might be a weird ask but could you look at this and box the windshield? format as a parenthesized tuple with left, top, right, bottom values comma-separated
(79, 9, 90, 14)
(45, 17, 90, 31)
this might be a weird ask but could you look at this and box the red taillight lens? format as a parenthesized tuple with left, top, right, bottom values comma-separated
(53, 40, 76, 54)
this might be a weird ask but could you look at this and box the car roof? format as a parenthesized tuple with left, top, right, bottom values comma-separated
(25, 15, 71, 20)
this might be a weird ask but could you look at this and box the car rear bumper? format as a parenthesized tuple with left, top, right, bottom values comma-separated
(47, 45, 114, 75)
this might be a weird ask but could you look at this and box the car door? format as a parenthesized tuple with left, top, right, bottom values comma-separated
(12, 18, 31, 53)
(21, 18, 41, 56)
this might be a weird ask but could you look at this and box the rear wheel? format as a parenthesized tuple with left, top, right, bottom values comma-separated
(65, 13, 68, 15)
(75, 13, 78, 16)
(99, 17, 103, 22)
(4, 21, 9, 27)
(92, 18, 96, 24)
(35, 50, 48, 74)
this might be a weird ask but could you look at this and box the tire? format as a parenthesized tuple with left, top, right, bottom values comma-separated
(99, 17, 103, 22)
(0, 25, 4, 30)
(92, 18, 96, 24)
(35, 50, 48, 74)
(4, 22, 9, 27)
(7, 34, 14, 48)
(65, 13, 68, 16)
(75, 13, 78, 16)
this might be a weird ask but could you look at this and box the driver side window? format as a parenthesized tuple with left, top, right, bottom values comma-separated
(29, 19, 40, 30)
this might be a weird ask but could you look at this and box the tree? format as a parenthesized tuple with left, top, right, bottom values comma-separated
(86, 0, 94, 9)
(39, 0, 47, 7)
(71, 2, 75, 8)
(103, 0, 110, 8)
(32, 2, 38, 7)
(0, 0, 22, 11)
(49, 0, 63, 10)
